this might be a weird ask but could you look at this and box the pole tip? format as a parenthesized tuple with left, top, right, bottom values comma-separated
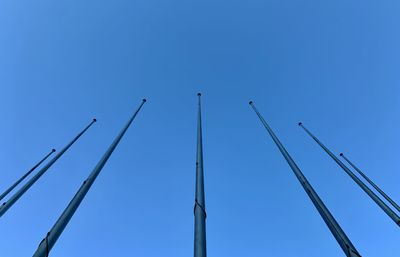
(93, 118, 97, 122)
(298, 122, 303, 126)
(142, 98, 147, 102)
(249, 101, 253, 105)
(339, 153, 344, 156)
(197, 93, 201, 96)
(52, 148, 56, 152)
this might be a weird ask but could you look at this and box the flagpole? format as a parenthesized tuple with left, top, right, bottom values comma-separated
(0, 148, 56, 202)
(32, 99, 146, 257)
(340, 153, 400, 213)
(250, 102, 361, 257)
(299, 122, 400, 226)
(194, 93, 207, 257)
(0, 119, 96, 218)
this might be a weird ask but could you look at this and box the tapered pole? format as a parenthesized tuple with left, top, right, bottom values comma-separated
(340, 153, 400, 213)
(0, 119, 96, 218)
(299, 123, 400, 226)
(250, 102, 361, 257)
(32, 99, 146, 257)
(0, 149, 56, 202)
(194, 93, 207, 257)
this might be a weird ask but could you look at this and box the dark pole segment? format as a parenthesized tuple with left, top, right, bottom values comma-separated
(0, 119, 97, 218)
(340, 153, 400, 213)
(299, 123, 400, 226)
(0, 149, 56, 202)
(249, 102, 361, 257)
(194, 93, 207, 257)
(32, 99, 146, 257)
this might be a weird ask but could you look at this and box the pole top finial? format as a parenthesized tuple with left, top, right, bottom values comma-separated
(52, 149, 56, 152)
(339, 153, 344, 156)
(298, 122, 303, 126)
(197, 93, 202, 96)
(249, 101, 253, 105)
(142, 98, 147, 102)
(93, 118, 97, 122)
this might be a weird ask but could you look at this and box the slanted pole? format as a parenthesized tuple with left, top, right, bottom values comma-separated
(299, 123, 400, 226)
(32, 99, 146, 257)
(340, 153, 400, 213)
(194, 93, 207, 257)
(0, 149, 56, 202)
(0, 119, 96, 218)
(250, 102, 361, 257)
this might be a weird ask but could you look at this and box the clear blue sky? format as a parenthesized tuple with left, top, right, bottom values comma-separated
(0, 0, 399, 256)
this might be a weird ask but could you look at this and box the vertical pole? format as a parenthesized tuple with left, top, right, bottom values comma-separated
(340, 153, 400, 213)
(0, 119, 96, 218)
(249, 102, 361, 257)
(194, 93, 207, 257)
(0, 149, 56, 202)
(299, 123, 400, 226)
(32, 99, 146, 257)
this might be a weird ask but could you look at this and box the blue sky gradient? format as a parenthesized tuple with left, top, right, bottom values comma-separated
(0, 0, 399, 256)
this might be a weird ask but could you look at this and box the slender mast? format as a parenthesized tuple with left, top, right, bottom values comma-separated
(32, 99, 146, 257)
(340, 153, 400, 213)
(0, 148, 56, 202)
(194, 93, 207, 257)
(0, 119, 96, 218)
(299, 123, 400, 226)
(249, 102, 361, 257)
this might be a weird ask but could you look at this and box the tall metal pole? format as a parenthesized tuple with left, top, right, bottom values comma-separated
(194, 93, 207, 257)
(299, 123, 400, 226)
(340, 153, 400, 213)
(0, 149, 56, 202)
(32, 99, 146, 257)
(0, 119, 96, 218)
(249, 102, 361, 257)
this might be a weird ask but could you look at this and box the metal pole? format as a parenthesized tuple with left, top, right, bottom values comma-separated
(0, 119, 96, 218)
(32, 99, 146, 257)
(0, 149, 56, 202)
(249, 102, 361, 257)
(340, 153, 400, 213)
(194, 93, 207, 257)
(299, 123, 400, 226)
